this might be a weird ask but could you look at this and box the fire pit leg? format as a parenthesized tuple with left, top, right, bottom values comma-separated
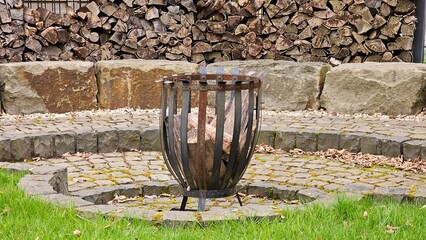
(180, 196, 188, 211)
(236, 193, 243, 207)
(197, 191, 207, 211)
(197, 197, 206, 212)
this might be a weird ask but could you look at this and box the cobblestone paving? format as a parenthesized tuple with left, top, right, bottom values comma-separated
(2, 110, 426, 223)
(2, 110, 426, 162)
(21, 151, 426, 197)
(6, 149, 426, 223)
(0, 110, 159, 138)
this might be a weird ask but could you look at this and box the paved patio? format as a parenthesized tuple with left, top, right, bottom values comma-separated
(1, 109, 426, 224)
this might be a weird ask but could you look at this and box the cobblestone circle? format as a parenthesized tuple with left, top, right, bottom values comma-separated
(1, 110, 426, 224)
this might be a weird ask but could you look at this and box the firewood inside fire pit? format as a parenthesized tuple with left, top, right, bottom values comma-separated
(166, 91, 251, 188)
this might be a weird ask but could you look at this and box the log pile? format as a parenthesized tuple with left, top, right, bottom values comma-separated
(196, 0, 418, 63)
(0, 0, 418, 63)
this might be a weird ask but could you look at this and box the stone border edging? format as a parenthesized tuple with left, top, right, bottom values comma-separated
(1, 124, 426, 162)
(4, 163, 336, 225)
(3, 161, 426, 225)
(259, 125, 426, 161)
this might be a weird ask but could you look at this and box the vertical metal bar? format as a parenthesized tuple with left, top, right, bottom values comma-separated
(167, 86, 187, 186)
(184, 73, 192, 112)
(230, 84, 255, 187)
(196, 68, 208, 190)
(160, 83, 186, 186)
(181, 88, 196, 189)
(172, 75, 178, 114)
(211, 82, 225, 190)
(215, 67, 224, 114)
(247, 86, 262, 164)
(220, 83, 242, 188)
(413, 0, 425, 63)
(231, 68, 239, 99)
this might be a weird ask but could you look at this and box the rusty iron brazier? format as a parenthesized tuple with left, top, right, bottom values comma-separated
(157, 67, 262, 211)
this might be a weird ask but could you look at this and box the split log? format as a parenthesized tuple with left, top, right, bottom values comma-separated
(40, 27, 58, 44)
(101, 2, 119, 16)
(365, 39, 386, 53)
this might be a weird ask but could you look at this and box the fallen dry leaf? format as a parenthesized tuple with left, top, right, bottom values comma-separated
(107, 194, 138, 205)
(73, 229, 81, 237)
(289, 148, 426, 175)
(385, 225, 399, 234)
(159, 193, 174, 198)
(0, 208, 9, 216)
(195, 212, 203, 222)
(144, 195, 158, 199)
(62, 152, 72, 157)
(255, 144, 286, 154)
(363, 211, 368, 219)
(284, 199, 299, 205)
(343, 221, 349, 228)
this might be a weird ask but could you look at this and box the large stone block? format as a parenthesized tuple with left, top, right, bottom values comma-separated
(118, 127, 141, 151)
(75, 128, 97, 153)
(402, 140, 426, 161)
(0, 61, 97, 114)
(0, 137, 11, 161)
(96, 60, 199, 109)
(48, 167, 69, 195)
(140, 126, 161, 151)
(317, 130, 340, 151)
(360, 134, 386, 155)
(321, 63, 426, 115)
(10, 135, 32, 161)
(275, 127, 297, 151)
(373, 187, 409, 202)
(340, 132, 364, 153)
(97, 129, 119, 153)
(33, 134, 54, 158)
(381, 136, 408, 158)
(54, 132, 76, 156)
(257, 126, 276, 147)
(207, 60, 331, 111)
(296, 129, 318, 152)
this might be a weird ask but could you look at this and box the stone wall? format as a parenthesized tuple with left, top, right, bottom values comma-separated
(0, 59, 425, 116)
(0, 0, 418, 64)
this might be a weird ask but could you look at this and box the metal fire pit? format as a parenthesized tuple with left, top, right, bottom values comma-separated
(157, 67, 262, 211)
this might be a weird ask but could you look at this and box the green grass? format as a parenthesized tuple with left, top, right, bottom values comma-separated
(1, 169, 426, 240)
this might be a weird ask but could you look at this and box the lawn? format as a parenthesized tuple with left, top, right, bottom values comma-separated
(1, 169, 426, 240)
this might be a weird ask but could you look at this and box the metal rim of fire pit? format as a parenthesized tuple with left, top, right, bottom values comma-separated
(157, 67, 262, 211)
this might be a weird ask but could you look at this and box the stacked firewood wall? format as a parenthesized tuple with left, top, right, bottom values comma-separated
(0, 0, 417, 64)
